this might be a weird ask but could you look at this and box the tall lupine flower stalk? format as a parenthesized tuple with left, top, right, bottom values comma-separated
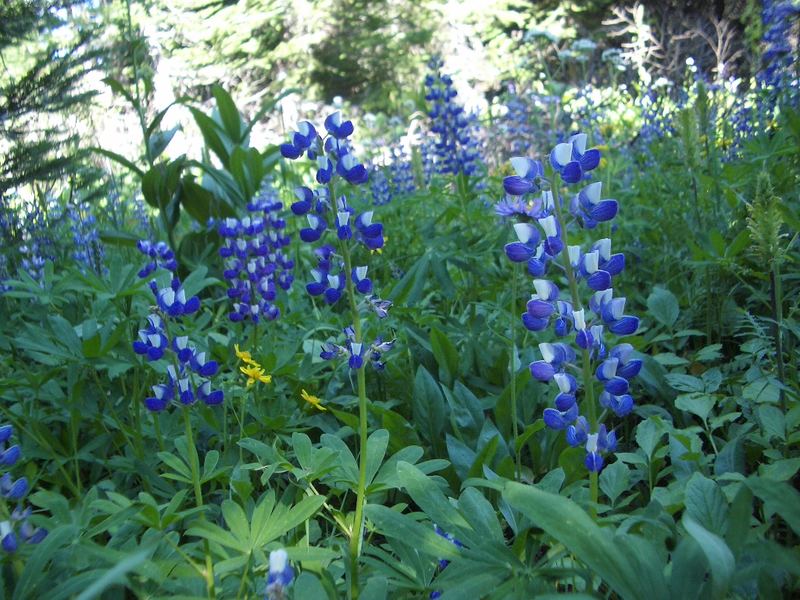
(281, 111, 394, 598)
(0, 424, 47, 558)
(499, 134, 640, 512)
(218, 180, 294, 326)
(423, 58, 484, 178)
(132, 244, 220, 597)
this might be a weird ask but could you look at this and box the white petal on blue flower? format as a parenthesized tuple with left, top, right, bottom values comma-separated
(568, 245, 581, 267)
(538, 215, 557, 238)
(583, 251, 599, 273)
(513, 223, 537, 244)
(554, 372, 572, 393)
(595, 238, 611, 260)
(573, 308, 586, 330)
(541, 190, 554, 211)
(539, 342, 556, 363)
(533, 279, 556, 300)
(582, 181, 602, 204)
(585, 432, 599, 454)
(570, 133, 588, 154)
(355, 266, 368, 280)
(552, 142, 573, 166)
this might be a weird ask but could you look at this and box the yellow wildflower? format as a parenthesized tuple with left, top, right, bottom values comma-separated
(301, 389, 326, 411)
(240, 364, 272, 387)
(234, 344, 258, 366)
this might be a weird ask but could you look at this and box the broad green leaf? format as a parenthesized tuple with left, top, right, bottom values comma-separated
(681, 515, 734, 599)
(365, 429, 390, 487)
(635, 418, 664, 458)
(430, 327, 459, 384)
(412, 366, 446, 452)
(503, 482, 668, 600)
(222, 499, 250, 543)
(75, 547, 151, 600)
(647, 287, 679, 328)
(665, 374, 704, 393)
(599, 459, 630, 505)
(364, 504, 463, 562)
(746, 476, 800, 536)
(757, 405, 785, 440)
(668, 537, 709, 600)
(675, 393, 716, 422)
(684, 473, 728, 535)
(293, 572, 330, 599)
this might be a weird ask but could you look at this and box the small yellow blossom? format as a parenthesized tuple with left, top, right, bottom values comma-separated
(240, 364, 272, 387)
(234, 344, 257, 366)
(301, 389, 326, 411)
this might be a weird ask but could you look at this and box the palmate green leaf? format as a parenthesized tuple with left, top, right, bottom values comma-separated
(412, 366, 446, 453)
(14, 525, 80, 600)
(364, 504, 463, 562)
(365, 429, 390, 487)
(222, 499, 250, 544)
(430, 327, 459, 385)
(74, 546, 152, 600)
(681, 515, 734, 599)
(293, 572, 331, 600)
(186, 520, 244, 552)
(502, 482, 668, 600)
(252, 493, 326, 549)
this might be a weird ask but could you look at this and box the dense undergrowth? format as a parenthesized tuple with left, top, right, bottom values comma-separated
(0, 2, 799, 599)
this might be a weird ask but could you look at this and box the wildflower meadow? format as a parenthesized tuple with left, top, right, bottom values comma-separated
(0, 0, 799, 598)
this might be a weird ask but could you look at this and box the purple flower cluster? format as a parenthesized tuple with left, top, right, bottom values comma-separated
(0, 425, 47, 553)
(280, 111, 395, 370)
(424, 58, 484, 177)
(132, 248, 222, 412)
(218, 181, 294, 323)
(132, 313, 223, 411)
(500, 133, 641, 472)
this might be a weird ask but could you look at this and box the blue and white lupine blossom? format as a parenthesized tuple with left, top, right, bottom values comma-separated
(266, 548, 294, 600)
(218, 180, 293, 323)
(281, 111, 395, 370)
(133, 255, 223, 413)
(499, 135, 641, 473)
(136, 240, 177, 278)
(423, 57, 486, 177)
(0, 424, 47, 553)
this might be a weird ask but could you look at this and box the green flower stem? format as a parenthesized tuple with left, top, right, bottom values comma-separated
(328, 174, 369, 599)
(340, 237, 369, 600)
(183, 407, 216, 599)
(510, 263, 520, 480)
(771, 263, 786, 410)
(551, 181, 599, 515)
